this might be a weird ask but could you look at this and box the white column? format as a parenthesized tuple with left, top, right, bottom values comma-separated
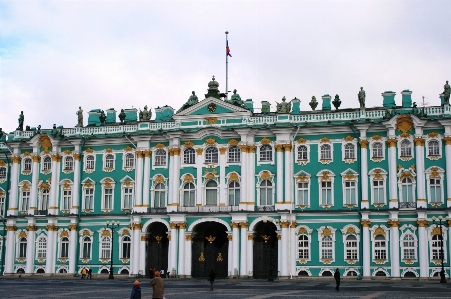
(132, 220, 141, 275)
(8, 154, 20, 215)
(134, 151, 143, 208)
(417, 217, 429, 278)
(173, 148, 181, 207)
(25, 222, 36, 273)
(219, 148, 226, 206)
(139, 234, 146, 276)
(167, 149, 174, 208)
(280, 222, 288, 277)
(445, 137, 451, 206)
(48, 153, 60, 214)
(185, 234, 192, 277)
(360, 140, 369, 209)
(415, 137, 426, 208)
(169, 223, 178, 276)
(232, 222, 239, 276)
(142, 150, 151, 208)
(4, 221, 16, 274)
(178, 223, 186, 277)
(388, 214, 400, 278)
(196, 149, 203, 206)
(227, 233, 233, 277)
(247, 233, 253, 277)
(240, 222, 247, 276)
(284, 145, 293, 204)
(68, 222, 78, 274)
(276, 145, 283, 204)
(387, 138, 398, 209)
(45, 222, 57, 274)
(248, 146, 256, 208)
(239, 145, 247, 208)
(28, 153, 40, 214)
(361, 219, 371, 278)
(71, 153, 81, 214)
(277, 233, 282, 275)
(290, 221, 297, 276)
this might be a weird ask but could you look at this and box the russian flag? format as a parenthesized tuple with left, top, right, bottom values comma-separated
(226, 40, 232, 57)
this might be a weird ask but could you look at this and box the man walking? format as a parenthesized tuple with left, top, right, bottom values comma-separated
(334, 268, 340, 291)
(150, 271, 164, 299)
(87, 268, 92, 279)
(209, 269, 216, 291)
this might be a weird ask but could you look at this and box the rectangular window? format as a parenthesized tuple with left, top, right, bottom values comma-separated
(19, 241, 27, 258)
(37, 241, 46, 259)
(346, 242, 358, 260)
(104, 188, 113, 210)
(123, 187, 133, 209)
(373, 180, 384, 204)
(101, 240, 111, 259)
(345, 181, 356, 204)
(430, 179, 441, 203)
(62, 190, 71, 210)
(60, 241, 69, 258)
(84, 188, 94, 210)
(183, 190, 195, 207)
(321, 242, 333, 259)
(321, 182, 332, 205)
(402, 184, 414, 202)
(21, 191, 30, 211)
(0, 196, 5, 216)
(297, 182, 308, 206)
(83, 242, 91, 259)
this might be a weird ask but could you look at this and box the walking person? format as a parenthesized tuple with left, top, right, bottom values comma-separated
(81, 267, 87, 279)
(87, 268, 92, 279)
(334, 268, 340, 291)
(150, 271, 164, 299)
(209, 269, 216, 291)
(130, 280, 142, 299)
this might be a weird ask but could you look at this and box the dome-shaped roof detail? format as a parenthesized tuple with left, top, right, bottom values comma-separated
(208, 76, 219, 89)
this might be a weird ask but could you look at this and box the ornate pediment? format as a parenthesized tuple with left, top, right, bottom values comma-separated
(174, 97, 251, 117)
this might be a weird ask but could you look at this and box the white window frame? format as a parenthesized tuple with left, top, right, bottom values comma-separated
(152, 146, 168, 170)
(183, 148, 196, 165)
(151, 175, 168, 208)
(227, 146, 241, 163)
(22, 157, 32, 174)
(81, 180, 95, 212)
(318, 143, 333, 164)
(397, 169, 416, 204)
(426, 135, 442, 160)
(316, 170, 335, 207)
(0, 189, 5, 216)
(341, 225, 360, 262)
(80, 236, 92, 260)
(59, 236, 69, 259)
(122, 151, 135, 172)
(0, 166, 7, 183)
(227, 180, 240, 206)
(16, 235, 27, 259)
(18, 181, 31, 212)
(369, 136, 386, 162)
(41, 155, 52, 174)
(341, 169, 358, 206)
(103, 153, 116, 171)
(257, 143, 275, 166)
(369, 168, 387, 206)
(204, 180, 218, 206)
(294, 171, 311, 208)
(204, 146, 219, 164)
(84, 154, 96, 173)
(120, 235, 131, 259)
(342, 142, 357, 163)
(100, 178, 116, 211)
(401, 233, 417, 261)
(258, 180, 274, 206)
(428, 225, 448, 263)
(425, 167, 445, 205)
(38, 187, 50, 211)
(317, 226, 336, 263)
(60, 180, 73, 212)
(297, 144, 309, 163)
(154, 149, 167, 166)
(370, 225, 390, 262)
(398, 137, 414, 161)
(121, 185, 134, 210)
(35, 235, 47, 260)
(100, 235, 112, 260)
(63, 155, 74, 174)
(296, 226, 312, 263)
(182, 182, 196, 207)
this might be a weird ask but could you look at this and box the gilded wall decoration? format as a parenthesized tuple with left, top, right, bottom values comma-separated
(228, 172, 239, 182)
(40, 134, 52, 151)
(228, 139, 239, 146)
(124, 146, 133, 152)
(155, 143, 165, 149)
(260, 137, 271, 145)
(360, 220, 371, 227)
(373, 227, 386, 236)
(321, 227, 332, 236)
(444, 137, 451, 145)
(204, 117, 218, 125)
(344, 135, 354, 142)
(396, 114, 413, 135)
(428, 132, 438, 138)
(359, 140, 368, 148)
(155, 175, 165, 184)
(184, 141, 194, 148)
(372, 135, 382, 141)
(320, 137, 330, 143)
(320, 171, 330, 181)
(183, 174, 194, 183)
(260, 170, 271, 180)
(297, 137, 306, 144)
(205, 138, 216, 145)
(105, 148, 113, 153)
(195, 148, 203, 155)
(85, 148, 94, 153)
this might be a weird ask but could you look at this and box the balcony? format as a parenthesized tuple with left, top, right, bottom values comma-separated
(147, 207, 167, 214)
(35, 210, 48, 216)
(177, 206, 240, 213)
(399, 202, 416, 209)
(255, 205, 275, 212)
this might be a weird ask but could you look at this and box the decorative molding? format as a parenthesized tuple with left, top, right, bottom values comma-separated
(260, 170, 271, 180)
(444, 136, 451, 145)
(26, 225, 37, 231)
(196, 148, 203, 155)
(228, 139, 239, 146)
(130, 223, 142, 230)
(359, 140, 368, 148)
(6, 225, 17, 232)
(360, 220, 371, 227)
(388, 220, 400, 227)
(155, 143, 165, 149)
(205, 138, 216, 145)
(184, 141, 194, 148)
(274, 144, 283, 152)
(283, 144, 292, 151)
(386, 138, 397, 147)
(396, 114, 413, 135)
(219, 147, 227, 154)
(297, 137, 306, 144)
(260, 137, 271, 145)
(414, 137, 425, 146)
(416, 220, 429, 227)
(204, 117, 218, 124)
(344, 135, 354, 142)
(40, 134, 52, 151)
(373, 227, 386, 236)
(320, 137, 330, 143)
(46, 225, 59, 231)
(183, 174, 194, 183)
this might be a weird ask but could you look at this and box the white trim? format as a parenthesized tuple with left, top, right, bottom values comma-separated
(317, 226, 336, 263)
(84, 153, 96, 173)
(397, 167, 417, 206)
(100, 177, 116, 211)
(294, 170, 311, 207)
(122, 151, 135, 172)
(152, 147, 168, 170)
(341, 169, 359, 206)
(368, 168, 388, 207)
(256, 170, 275, 206)
(427, 224, 448, 263)
(318, 142, 333, 164)
(425, 166, 445, 205)
(370, 225, 390, 263)
(399, 226, 418, 262)
(151, 174, 168, 208)
(103, 152, 116, 172)
(425, 134, 442, 160)
(40, 154, 52, 175)
(369, 136, 386, 162)
(81, 178, 96, 212)
(341, 224, 360, 262)
(316, 170, 335, 207)
(295, 143, 310, 165)
(120, 176, 135, 210)
(21, 155, 33, 175)
(296, 225, 312, 263)
(256, 142, 275, 166)
(397, 136, 414, 161)
(341, 141, 357, 164)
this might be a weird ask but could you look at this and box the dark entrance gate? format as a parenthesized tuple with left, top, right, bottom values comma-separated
(146, 222, 169, 277)
(253, 221, 278, 279)
(191, 221, 228, 278)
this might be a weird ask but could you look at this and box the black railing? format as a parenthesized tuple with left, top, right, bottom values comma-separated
(177, 206, 240, 213)
(255, 205, 275, 212)
(399, 202, 416, 209)
(147, 207, 167, 213)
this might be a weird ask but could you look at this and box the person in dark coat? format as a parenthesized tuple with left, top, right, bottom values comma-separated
(334, 268, 340, 291)
(209, 269, 216, 291)
(87, 268, 92, 279)
(130, 280, 142, 299)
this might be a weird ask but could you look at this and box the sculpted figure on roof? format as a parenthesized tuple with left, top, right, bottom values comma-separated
(276, 96, 291, 114)
(142, 105, 152, 121)
(17, 111, 24, 131)
(177, 91, 199, 113)
(225, 89, 246, 108)
(444, 80, 450, 104)
(76, 107, 83, 127)
(358, 87, 366, 109)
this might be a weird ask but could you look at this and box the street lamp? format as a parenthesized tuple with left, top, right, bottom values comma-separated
(105, 220, 120, 279)
(432, 215, 449, 283)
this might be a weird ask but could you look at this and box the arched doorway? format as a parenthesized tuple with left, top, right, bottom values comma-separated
(253, 221, 278, 279)
(146, 222, 169, 277)
(191, 221, 228, 278)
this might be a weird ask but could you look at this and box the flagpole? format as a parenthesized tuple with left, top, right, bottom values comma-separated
(225, 31, 229, 99)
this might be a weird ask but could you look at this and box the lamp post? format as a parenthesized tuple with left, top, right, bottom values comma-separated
(105, 220, 120, 279)
(432, 216, 449, 283)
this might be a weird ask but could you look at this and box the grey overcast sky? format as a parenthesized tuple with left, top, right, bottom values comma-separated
(1, 0, 450, 133)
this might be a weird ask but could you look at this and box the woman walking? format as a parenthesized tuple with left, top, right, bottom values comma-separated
(334, 268, 340, 291)
(209, 269, 216, 291)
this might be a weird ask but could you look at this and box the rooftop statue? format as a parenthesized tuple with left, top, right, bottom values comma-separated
(51, 124, 59, 137)
(276, 96, 291, 114)
(332, 94, 341, 110)
(17, 111, 24, 131)
(142, 105, 152, 121)
(0, 128, 5, 141)
(119, 109, 126, 123)
(36, 125, 41, 135)
(225, 89, 246, 108)
(309, 96, 318, 111)
(76, 106, 83, 127)
(358, 87, 366, 109)
(139, 109, 143, 121)
(99, 110, 106, 125)
(177, 91, 199, 113)
(444, 80, 450, 104)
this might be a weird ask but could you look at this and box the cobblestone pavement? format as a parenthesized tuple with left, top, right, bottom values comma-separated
(1, 277, 451, 298)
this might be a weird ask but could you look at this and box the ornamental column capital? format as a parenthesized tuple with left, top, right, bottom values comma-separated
(73, 153, 80, 161)
(274, 144, 284, 152)
(11, 156, 21, 164)
(444, 136, 451, 145)
(68, 224, 78, 231)
(283, 144, 292, 152)
(248, 145, 256, 153)
(360, 220, 371, 227)
(239, 222, 248, 228)
(239, 145, 249, 153)
(388, 220, 400, 227)
(280, 221, 290, 228)
(26, 225, 37, 231)
(290, 221, 297, 228)
(169, 222, 178, 229)
(219, 147, 227, 155)
(130, 223, 142, 230)
(196, 148, 204, 155)
(414, 137, 425, 146)
(144, 150, 152, 158)
(31, 155, 41, 162)
(359, 140, 369, 148)
(172, 148, 181, 156)
(136, 151, 144, 158)
(416, 220, 429, 227)
(177, 222, 187, 229)
(386, 138, 397, 147)
(6, 225, 17, 231)
(46, 225, 59, 231)
(231, 222, 240, 228)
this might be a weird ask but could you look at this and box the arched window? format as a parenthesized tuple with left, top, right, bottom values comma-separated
(123, 187, 133, 209)
(228, 181, 240, 206)
(402, 234, 416, 260)
(60, 237, 69, 258)
(205, 180, 218, 205)
(259, 180, 273, 206)
(36, 236, 47, 259)
(344, 144, 355, 159)
(372, 142, 383, 158)
(183, 183, 195, 207)
(260, 145, 272, 162)
(430, 178, 442, 203)
(0, 167, 6, 180)
(228, 146, 241, 163)
(432, 234, 443, 260)
(345, 235, 358, 260)
(320, 144, 331, 160)
(23, 158, 32, 172)
(125, 153, 134, 168)
(82, 236, 92, 259)
(86, 155, 95, 170)
(18, 237, 27, 258)
(100, 236, 111, 259)
(428, 140, 440, 156)
(298, 235, 309, 259)
(374, 235, 387, 260)
(321, 236, 333, 259)
(373, 180, 384, 204)
(65, 156, 73, 171)
(122, 236, 131, 259)
(43, 156, 52, 171)
(205, 147, 218, 164)
(297, 181, 308, 206)
(183, 148, 195, 164)
(155, 149, 166, 166)
(400, 140, 412, 157)
(297, 145, 307, 161)
(39, 189, 49, 211)
(401, 177, 414, 202)
(105, 154, 114, 169)
(154, 183, 166, 207)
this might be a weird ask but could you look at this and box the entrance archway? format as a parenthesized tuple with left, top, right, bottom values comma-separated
(146, 222, 169, 277)
(253, 221, 278, 279)
(191, 221, 228, 278)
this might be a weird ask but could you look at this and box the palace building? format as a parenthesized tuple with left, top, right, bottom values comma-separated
(1, 76, 451, 279)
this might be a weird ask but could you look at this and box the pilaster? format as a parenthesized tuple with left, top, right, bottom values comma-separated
(68, 219, 78, 274)
(142, 150, 151, 208)
(361, 213, 371, 278)
(417, 211, 429, 278)
(8, 145, 21, 216)
(4, 220, 17, 274)
(25, 219, 36, 273)
(45, 220, 58, 274)
(133, 150, 144, 212)
(388, 212, 400, 278)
